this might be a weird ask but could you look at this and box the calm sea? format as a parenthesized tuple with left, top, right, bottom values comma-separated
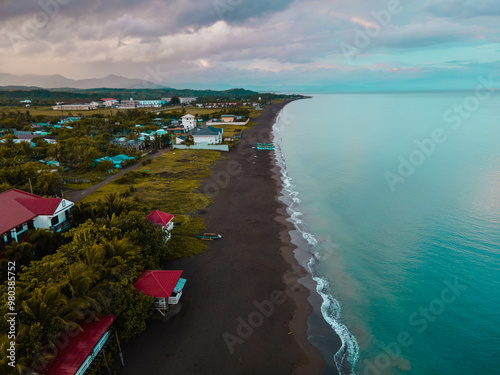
(273, 92, 500, 375)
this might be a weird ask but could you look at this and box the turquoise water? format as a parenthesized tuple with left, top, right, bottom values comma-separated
(273, 93, 500, 375)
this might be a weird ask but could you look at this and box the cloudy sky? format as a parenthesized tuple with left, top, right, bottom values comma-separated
(0, 0, 499, 91)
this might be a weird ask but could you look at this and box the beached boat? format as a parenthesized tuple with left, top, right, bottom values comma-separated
(256, 142, 275, 150)
(196, 233, 222, 240)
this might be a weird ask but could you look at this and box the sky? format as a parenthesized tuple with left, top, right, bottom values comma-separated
(0, 0, 499, 91)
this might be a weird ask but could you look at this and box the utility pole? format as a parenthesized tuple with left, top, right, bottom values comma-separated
(28, 178, 33, 194)
(115, 332, 125, 366)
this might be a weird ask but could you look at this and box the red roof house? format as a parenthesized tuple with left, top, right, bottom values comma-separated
(134, 270, 183, 298)
(147, 210, 174, 227)
(0, 189, 74, 245)
(134, 270, 186, 312)
(146, 210, 174, 241)
(39, 315, 116, 375)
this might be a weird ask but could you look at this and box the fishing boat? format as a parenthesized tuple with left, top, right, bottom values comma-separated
(256, 142, 275, 150)
(196, 233, 222, 240)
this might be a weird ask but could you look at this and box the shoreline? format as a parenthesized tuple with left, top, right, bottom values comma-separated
(271, 105, 344, 375)
(120, 101, 326, 374)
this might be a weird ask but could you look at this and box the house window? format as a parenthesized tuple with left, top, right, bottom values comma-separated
(51, 216, 59, 226)
(16, 224, 24, 233)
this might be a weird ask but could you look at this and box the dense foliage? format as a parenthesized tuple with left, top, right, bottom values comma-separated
(0, 87, 301, 107)
(0, 195, 171, 374)
(0, 139, 62, 195)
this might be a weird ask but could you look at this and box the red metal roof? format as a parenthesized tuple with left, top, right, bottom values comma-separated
(0, 189, 44, 234)
(146, 210, 174, 227)
(134, 270, 183, 298)
(41, 315, 116, 375)
(15, 197, 62, 215)
(0, 189, 70, 235)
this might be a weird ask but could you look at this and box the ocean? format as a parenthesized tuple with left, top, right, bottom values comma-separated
(273, 92, 500, 375)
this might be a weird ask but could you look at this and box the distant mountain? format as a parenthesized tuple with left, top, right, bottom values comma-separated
(0, 73, 165, 89)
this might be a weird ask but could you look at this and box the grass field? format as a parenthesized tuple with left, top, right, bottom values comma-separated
(0, 106, 135, 117)
(81, 149, 221, 212)
(78, 149, 223, 259)
(0, 105, 260, 119)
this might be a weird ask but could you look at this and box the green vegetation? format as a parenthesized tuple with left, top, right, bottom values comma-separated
(0, 95, 281, 374)
(0, 195, 172, 374)
(0, 139, 62, 195)
(0, 86, 302, 107)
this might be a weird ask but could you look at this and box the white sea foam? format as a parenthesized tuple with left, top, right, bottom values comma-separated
(273, 122, 359, 374)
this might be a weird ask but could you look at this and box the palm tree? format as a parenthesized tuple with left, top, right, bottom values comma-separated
(102, 237, 140, 282)
(103, 193, 122, 217)
(62, 263, 107, 316)
(21, 285, 71, 327)
(4, 242, 35, 268)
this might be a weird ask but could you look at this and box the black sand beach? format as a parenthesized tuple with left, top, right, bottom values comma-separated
(120, 102, 327, 374)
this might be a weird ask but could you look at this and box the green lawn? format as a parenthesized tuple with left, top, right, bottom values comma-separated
(81, 149, 221, 214)
(0, 106, 134, 117)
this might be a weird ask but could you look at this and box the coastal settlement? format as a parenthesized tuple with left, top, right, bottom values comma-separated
(0, 90, 307, 374)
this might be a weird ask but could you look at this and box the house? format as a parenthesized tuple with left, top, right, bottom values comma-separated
(181, 114, 196, 130)
(94, 154, 135, 169)
(175, 135, 186, 144)
(137, 100, 165, 108)
(221, 115, 236, 123)
(134, 270, 187, 316)
(147, 210, 174, 241)
(118, 98, 138, 109)
(113, 137, 145, 150)
(180, 97, 197, 104)
(52, 101, 101, 111)
(101, 98, 119, 108)
(39, 159, 60, 167)
(206, 115, 249, 126)
(32, 122, 50, 129)
(9, 130, 36, 144)
(0, 189, 74, 246)
(192, 126, 223, 145)
(37, 315, 117, 375)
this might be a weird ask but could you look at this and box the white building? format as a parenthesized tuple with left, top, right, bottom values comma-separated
(137, 100, 165, 108)
(180, 97, 197, 104)
(181, 114, 196, 130)
(118, 98, 138, 109)
(52, 101, 101, 111)
(192, 126, 223, 145)
(101, 98, 119, 108)
(0, 189, 74, 246)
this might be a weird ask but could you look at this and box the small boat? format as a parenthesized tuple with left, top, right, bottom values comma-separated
(256, 142, 275, 150)
(196, 233, 222, 240)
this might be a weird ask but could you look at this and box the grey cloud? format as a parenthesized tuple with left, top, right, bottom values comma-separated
(0, 0, 295, 34)
(425, 0, 500, 19)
